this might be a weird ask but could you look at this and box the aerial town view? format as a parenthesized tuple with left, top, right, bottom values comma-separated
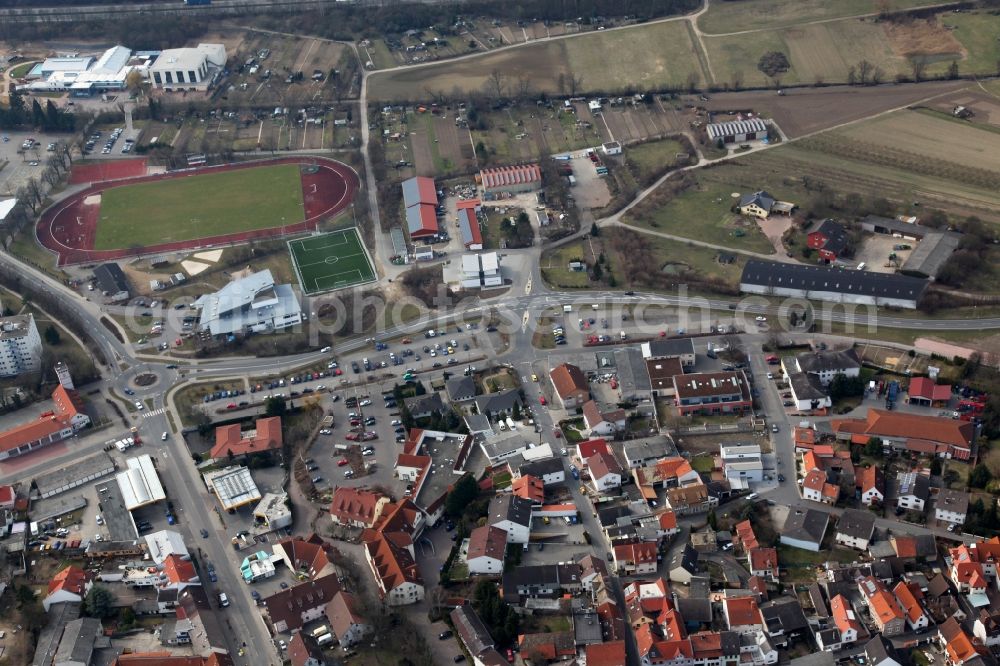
(4, 0, 1000, 665)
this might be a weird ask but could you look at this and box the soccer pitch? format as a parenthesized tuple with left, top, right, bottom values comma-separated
(289, 228, 377, 294)
(94, 164, 304, 250)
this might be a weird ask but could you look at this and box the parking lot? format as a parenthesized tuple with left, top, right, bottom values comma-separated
(0, 129, 64, 196)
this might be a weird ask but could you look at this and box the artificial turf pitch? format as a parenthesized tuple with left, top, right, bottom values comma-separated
(94, 164, 304, 250)
(289, 228, 377, 294)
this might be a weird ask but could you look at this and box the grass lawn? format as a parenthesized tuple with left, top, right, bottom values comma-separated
(540, 242, 596, 289)
(625, 138, 686, 183)
(622, 178, 776, 255)
(604, 228, 750, 290)
(95, 164, 303, 250)
(8, 61, 38, 78)
(697, 0, 944, 35)
(288, 228, 377, 294)
(691, 455, 716, 474)
(777, 544, 859, 567)
(945, 10, 1000, 77)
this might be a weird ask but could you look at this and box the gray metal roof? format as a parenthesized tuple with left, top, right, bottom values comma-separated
(901, 231, 960, 279)
(739, 190, 775, 210)
(740, 259, 928, 301)
(707, 118, 768, 140)
(53, 617, 101, 666)
(788, 372, 827, 401)
(795, 348, 861, 375)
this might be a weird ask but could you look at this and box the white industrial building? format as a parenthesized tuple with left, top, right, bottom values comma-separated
(203, 466, 262, 511)
(459, 252, 502, 289)
(0, 314, 42, 377)
(148, 43, 227, 91)
(253, 492, 292, 531)
(707, 118, 770, 144)
(116, 454, 166, 510)
(740, 260, 928, 310)
(194, 269, 302, 337)
(719, 444, 763, 490)
(145, 530, 189, 564)
(23, 45, 153, 95)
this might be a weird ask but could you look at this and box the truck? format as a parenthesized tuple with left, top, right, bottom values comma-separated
(311, 625, 330, 639)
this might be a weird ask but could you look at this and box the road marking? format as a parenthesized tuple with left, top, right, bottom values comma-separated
(144, 407, 166, 418)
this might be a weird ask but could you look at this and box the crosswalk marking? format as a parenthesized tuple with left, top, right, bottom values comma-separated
(143, 407, 166, 418)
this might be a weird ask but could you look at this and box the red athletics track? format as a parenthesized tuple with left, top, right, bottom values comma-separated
(38, 157, 359, 266)
(68, 158, 149, 184)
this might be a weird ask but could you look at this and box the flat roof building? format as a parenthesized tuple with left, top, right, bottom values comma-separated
(116, 454, 166, 510)
(149, 43, 226, 91)
(740, 260, 927, 309)
(203, 466, 262, 511)
(0, 313, 42, 377)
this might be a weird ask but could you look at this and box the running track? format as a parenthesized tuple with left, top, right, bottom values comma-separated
(38, 157, 359, 266)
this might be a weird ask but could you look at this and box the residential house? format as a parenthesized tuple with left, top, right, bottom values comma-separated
(949, 544, 990, 594)
(973, 609, 1000, 648)
(451, 604, 499, 665)
(668, 544, 700, 584)
(287, 633, 326, 666)
(807, 219, 850, 263)
(640, 338, 696, 367)
(501, 563, 582, 603)
(329, 487, 389, 528)
(588, 451, 624, 492)
(830, 594, 863, 645)
(511, 475, 544, 505)
(210, 416, 283, 460)
(446, 376, 477, 403)
(473, 388, 522, 417)
(583, 400, 627, 437)
(895, 472, 930, 513)
(672, 371, 752, 416)
(890, 534, 937, 561)
(325, 590, 371, 648)
(783, 348, 861, 387)
(44, 566, 90, 611)
(724, 596, 764, 635)
(359, 500, 425, 607)
(858, 576, 904, 637)
(518, 631, 576, 662)
(856, 466, 884, 506)
(936, 489, 970, 526)
(403, 392, 445, 419)
(893, 581, 929, 632)
(802, 468, 839, 505)
(586, 641, 628, 666)
(613, 541, 658, 576)
(816, 628, 843, 653)
(466, 526, 508, 575)
(518, 458, 565, 486)
(835, 509, 876, 550)
(734, 520, 760, 553)
(487, 494, 533, 543)
(665, 481, 718, 516)
(719, 444, 763, 490)
(864, 635, 903, 666)
(748, 548, 779, 583)
(260, 574, 341, 634)
(550, 363, 590, 409)
(578, 438, 610, 461)
(623, 439, 671, 469)
(939, 617, 981, 666)
(760, 597, 809, 647)
(738, 190, 791, 219)
(780, 509, 829, 552)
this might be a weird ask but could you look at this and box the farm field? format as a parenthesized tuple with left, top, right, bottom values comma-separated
(697, 0, 945, 35)
(95, 164, 304, 250)
(368, 21, 705, 100)
(944, 10, 1000, 77)
(289, 228, 377, 294)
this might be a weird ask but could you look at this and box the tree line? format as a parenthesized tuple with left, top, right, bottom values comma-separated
(0, 89, 75, 131)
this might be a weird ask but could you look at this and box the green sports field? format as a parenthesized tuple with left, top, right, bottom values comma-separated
(289, 228, 377, 294)
(94, 164, 304, 250)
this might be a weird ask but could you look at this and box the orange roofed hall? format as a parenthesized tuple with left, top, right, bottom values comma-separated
(0, 384, 90, 461)
(210, 416, 282, 460)
(831, 409, 974, 460)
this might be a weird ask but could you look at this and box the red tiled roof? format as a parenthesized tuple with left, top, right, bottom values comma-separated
(577, 438, 610, 459)
(287, 632, 325, 666)
(803, 468, 827, 492)
(831, 594, 862, 634)
(794, 427, 817, 446)
(892, 536, 918, 559)
(550, 363, 588, 398)
(456, 198, 481, 210)
(511, 475, 544, 503)
(859, 576, 903, 626)
(749, 547, 778, 573)
(467, 526, 507, 562)
(48, 565, 88, 596)
(802, 451, 822, 473)
(163, 554, 197, 584)
(893, 581, 925, 624)
(588, 451, 622, 480)
(583, 400, 604, 427)
(329, 487, 386, 527)
(734, 519, 759, 551)
(458, 208, 482, 247)
(857, 465, 883, 494)
(908, 377, 952, 402)
(585, 640, 627, 666)
(690, 632, 722, 658)
(210, 417, 283, 459)
(0, 485, 14, 505)
(834, 409, 974, 448)
(940, 617, 979, 664)
(659, 511, 678, 531)
(0, 384, 85, 453)
(325, 590, 366, 643)
(725, 596, 762, 628)
(114, 655, 234, 666)
(614, 541, 657, 565)
(480, 164, 542, 190)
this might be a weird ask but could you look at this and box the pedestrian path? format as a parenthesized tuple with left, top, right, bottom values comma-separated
(143, 407, 166, 418)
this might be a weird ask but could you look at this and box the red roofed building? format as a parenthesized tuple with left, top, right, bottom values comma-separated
(511, 474, 544, 504)
(401, 176, 439, 240)
(857, 465, 884, 506)
(830, 594, 863, 644)
(549, 363, 590, 409)
(457, 207, 483, 250)
(577, 438, 610, 460)
(0, 384, 90, 461)
(361, 499, 425, 606)
(480, 164, 542, 194)
(658, 510, 679, 536)
(466, 525, 508, 575)
(723, 596, 764, 634)
(287, 632, 326, 666)
(949, 544, 989, 594)
(749, 547, 779, 582)
(908, 378, 952, 406)
(802, 468, 839, 504)
(939, 616, 982, 666)
(585, 640, 627, 666)
(613, 541, 658, 575)
(329, 487, 389, 528)
(893, 581, 929, 631)
(831, 409, 974, 460)
(587, 451, 623, 492)
(858, 576, 905, 636)
(113, 654, 234, 666)
(0, 484, 14, 509)
(44, 565, 90, 610)
(519, 630, 576, 661)
(162, 554, 199, 588)
(210, 417, 282, 460)
(734, 520, 759, 552)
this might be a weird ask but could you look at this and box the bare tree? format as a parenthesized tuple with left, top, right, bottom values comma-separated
(731, 70, 744, 90)
(857, 60, 874, 85)
(25, 179, 44, 209)
(16, 187, 37, 215)
(41, 166, 60, 188)
(871, 65, 885, 85)
(486, 69, 507, 100)
(515, 76, 532, 100)
(556, 72, 566, 95)
(685, 72, 700, 93)
(909, 56, 927, 82)
(567, 73, 584, 97)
